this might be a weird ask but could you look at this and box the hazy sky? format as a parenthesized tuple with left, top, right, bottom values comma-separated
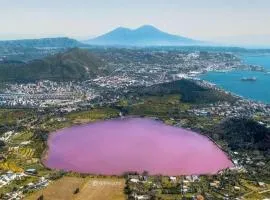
(1, 0, 270, 41)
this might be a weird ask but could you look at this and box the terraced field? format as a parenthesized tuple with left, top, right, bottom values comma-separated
(11, 131, 33, 144)
(18, 147, 35, 158)
(0, 161, 23, 172)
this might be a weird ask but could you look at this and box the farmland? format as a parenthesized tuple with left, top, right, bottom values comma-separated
(75, 177, 125, 200)
(67, 107, 119, 124)
(26, 176, 126, 200)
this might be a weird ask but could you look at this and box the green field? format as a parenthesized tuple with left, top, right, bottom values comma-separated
(67, 107, 119, 123)
(0, 109, 33, 125)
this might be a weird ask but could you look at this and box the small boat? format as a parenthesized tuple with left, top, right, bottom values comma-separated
(241, 77, 257, 81)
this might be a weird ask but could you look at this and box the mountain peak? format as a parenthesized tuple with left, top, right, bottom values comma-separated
(113, 27, 131, 32)
(86, 25, 203, 46)
(135, 25, 160, 31)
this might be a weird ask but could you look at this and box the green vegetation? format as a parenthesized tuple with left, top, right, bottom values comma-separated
(0, 176, 39, 196)
(0, 161, 23, 172)
(0, 79, 269, 199)
(0, 109, 34, 127)
(1, 131, 43, 171)
(214, 117, 270, 151)
(124, 95, 190, 120)
(0, 48, 108, 82)
(67, 107, 119, 123)
(11, 131, 34, 145)
(129, 79, 236, 104)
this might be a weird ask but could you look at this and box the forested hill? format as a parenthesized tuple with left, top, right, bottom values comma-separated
(0, 48, 108, 82)
(216, 118, 270, 151)
(129, 79, 237, 104)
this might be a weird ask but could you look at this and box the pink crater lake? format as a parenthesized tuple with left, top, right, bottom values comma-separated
(45, 118, 233, 175)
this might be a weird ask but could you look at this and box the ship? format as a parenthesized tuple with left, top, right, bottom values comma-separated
(241, 77, 257, 81)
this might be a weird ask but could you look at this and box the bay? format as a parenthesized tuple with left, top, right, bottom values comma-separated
(201, 54, 270, 104)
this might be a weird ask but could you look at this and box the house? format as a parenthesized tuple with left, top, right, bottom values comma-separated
(132, 193, 150, 200)
(232, 159, 239, 165)
(0, 172, 25, 188)
(169, 176, 177, 182)
(130, 178, 140, 183)
(142, 176, 148, 181)
(210, 182, 217, 187)
(258, 182, 266, 187)
(186, 175, 199, 182)
(182, 185, 189, 193)
(256, 162, 266, 166)
(136, 195, 150, 200)
(25, 168, 37, 175)
(210, 181, 220, 188)
(234, 186, 241, 191)
(183, 180, 190, 184)
(27, 182, 35, 189)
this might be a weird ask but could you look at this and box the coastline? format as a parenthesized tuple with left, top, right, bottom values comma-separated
(198, 54, 270, 105)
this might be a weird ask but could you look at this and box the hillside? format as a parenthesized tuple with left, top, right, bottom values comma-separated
(0, 48, 107, 82)
(0, 37, 88, 61)
(215, 118, 270, 151)
(85, 25, 203, 46)
(128, 79, 236, 104)
(0, 37, 85, 48)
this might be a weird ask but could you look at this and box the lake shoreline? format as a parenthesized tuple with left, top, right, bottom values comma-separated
(44, 117, 233, 176)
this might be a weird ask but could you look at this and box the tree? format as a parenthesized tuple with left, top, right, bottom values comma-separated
(142, 170, 149, 177)
(0, 140, 5, 149)
(73, 188, 80, 194)
(37, 194, 44, 200)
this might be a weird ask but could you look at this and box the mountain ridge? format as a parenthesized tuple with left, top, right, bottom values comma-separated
(0, 37, 86, 48)
(0, 48, 107, 82)
(85, 25, 204, 46)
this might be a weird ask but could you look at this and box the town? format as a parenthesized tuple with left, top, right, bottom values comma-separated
(0, 48, 269, 200)
(0, 49, 265, 108)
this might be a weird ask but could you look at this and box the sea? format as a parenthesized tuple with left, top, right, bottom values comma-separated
(201, 54, 270, 104)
